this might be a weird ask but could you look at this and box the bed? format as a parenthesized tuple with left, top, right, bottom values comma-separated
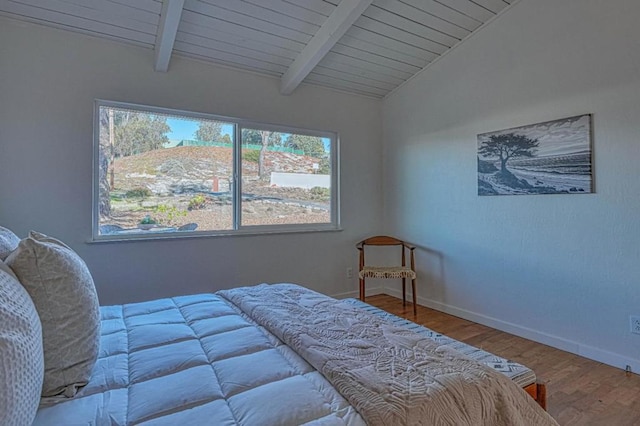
(1, 228, 558, 425)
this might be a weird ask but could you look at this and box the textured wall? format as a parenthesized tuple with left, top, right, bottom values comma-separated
(0, 18, 383, 304)
(382, 0, 640, 370)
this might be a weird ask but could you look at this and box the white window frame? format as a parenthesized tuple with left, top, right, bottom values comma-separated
(92, 100, 340, 241)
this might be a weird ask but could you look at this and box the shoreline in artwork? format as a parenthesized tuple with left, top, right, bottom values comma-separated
(477, 115, 592, 196)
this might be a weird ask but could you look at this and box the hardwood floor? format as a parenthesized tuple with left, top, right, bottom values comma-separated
(366, 294, 640, 426)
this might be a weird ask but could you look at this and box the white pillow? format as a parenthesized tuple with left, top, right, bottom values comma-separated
(0, 225, 20, 260)
(0, 258, 18, 280)
(0, 268, 44, 426)
(5, 231, 100, 397)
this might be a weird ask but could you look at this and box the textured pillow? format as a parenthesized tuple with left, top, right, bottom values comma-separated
(0, 258, 18, 280)
(0, 268, 44, 426)
(5, 231, 100, 397)
(0, 225, 20, 260)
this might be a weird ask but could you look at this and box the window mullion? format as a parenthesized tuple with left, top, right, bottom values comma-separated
(234, 123, 242, 230)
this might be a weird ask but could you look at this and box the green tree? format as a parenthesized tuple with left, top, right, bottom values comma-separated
(112, 111, 170, 157)
(221, 133, 232, 144)
(242, 129, 282, 178)
(478, 133, 539, 173)
(242, 129, 262, 145)
(286, 134, 325, 158)
(194, 120, 223, 142)
(98, 107, 112, 217)
(98, 108, 171, 219)
(259, 131, 268, 178)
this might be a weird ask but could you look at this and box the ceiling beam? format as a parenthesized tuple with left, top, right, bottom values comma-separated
(280, 0, 373, 95)
(154, 0, 185, 72)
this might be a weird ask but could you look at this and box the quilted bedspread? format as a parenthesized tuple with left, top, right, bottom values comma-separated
(33, 292, 365, 425)
(219, 284, 559, 426)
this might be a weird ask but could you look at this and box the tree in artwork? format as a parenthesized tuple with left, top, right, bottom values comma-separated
(478, 133, 539, 173)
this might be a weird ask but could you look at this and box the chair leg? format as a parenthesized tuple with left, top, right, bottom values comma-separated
(411, 278, 417, 315)
(402, 278, 406, 306)
(359, 278, 365, 301)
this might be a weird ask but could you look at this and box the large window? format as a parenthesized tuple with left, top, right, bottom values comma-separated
(93, 100, 338, 240)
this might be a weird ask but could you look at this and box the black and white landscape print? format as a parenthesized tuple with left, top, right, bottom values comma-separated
(477, 114, 592, 196)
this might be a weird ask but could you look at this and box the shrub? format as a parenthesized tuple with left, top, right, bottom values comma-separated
(139, 215, 157, 225)
(154, 204, 187, 226)
(243, 149, 260, 163)
(188, 194, 207, 211)
(309, 186, 330, 200)
(126, 187, 152, 198)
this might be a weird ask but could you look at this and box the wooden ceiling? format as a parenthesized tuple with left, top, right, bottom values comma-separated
(0, 0, 515, 98)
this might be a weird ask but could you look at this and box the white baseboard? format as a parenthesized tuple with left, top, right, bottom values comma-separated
(383, 287, 640, 374)
(331, 286, 384, 300)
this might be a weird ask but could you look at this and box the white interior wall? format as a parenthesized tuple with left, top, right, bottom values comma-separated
(0, 18, 384, 304)
(382, 0, 640, 371)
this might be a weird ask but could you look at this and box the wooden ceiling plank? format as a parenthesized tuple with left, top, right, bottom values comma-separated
(154, 0, 185, 72)
(174, 41, 288, 74)
(199, 0, 320, 34)
(354, 15, 448, 55)
(318, 54, 408, 85)
(181, 10, 305, 54)
(345, 26, 435, 60)
(390, 0, 482, 31)
(280, 0, 373, 95)
(337, 34, 431, 67)
(0, 1, 156, 44)
(304, 73, 388, 98)
(322, 51, 413, 80)
(107, 0, 162, 15)
(177, 23, 299, 61)
(313, 60, 404, 90)
(15, 0, 157, 34)
(241, 0, 327, 26)
(60, 0, 160, 25)
(187, 0, 314, 41)
(282, 0, 335, 16)
(438, 0, 495, 22)
(331, 42, 425, 73)
(173, 50, 282, 77)
(312, 65, 398, 91)
(176, 32, 293, 66)
(364, 5, 460, 46)
(471, 0, 510, 14)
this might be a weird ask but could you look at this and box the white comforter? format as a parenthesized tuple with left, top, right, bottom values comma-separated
(34, 284, 558, 425)
(33, 293, 365, 425)
(219, 284, 558, 426)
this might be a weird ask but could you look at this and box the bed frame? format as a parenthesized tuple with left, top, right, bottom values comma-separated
(345, 298, 549, 411)
(524, 382, 547, 410)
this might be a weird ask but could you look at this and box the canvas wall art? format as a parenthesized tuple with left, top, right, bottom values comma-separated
(477, 114, 593, 196)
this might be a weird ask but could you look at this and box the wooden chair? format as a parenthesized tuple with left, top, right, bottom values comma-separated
(357, 236, 417, 315)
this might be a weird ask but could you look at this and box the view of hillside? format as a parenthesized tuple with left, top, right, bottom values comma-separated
(101, 146, 331, 231)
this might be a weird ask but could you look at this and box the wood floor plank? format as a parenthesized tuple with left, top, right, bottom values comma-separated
(365, 295, 640, 426)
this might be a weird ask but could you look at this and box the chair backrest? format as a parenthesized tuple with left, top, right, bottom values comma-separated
(357, 235, 414, 268)
(358, 235, 404, 247)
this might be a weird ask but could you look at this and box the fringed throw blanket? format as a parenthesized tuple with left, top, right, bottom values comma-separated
(218, 284, 558, 426)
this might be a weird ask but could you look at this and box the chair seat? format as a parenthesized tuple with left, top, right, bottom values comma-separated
(359, 266, 417, 280)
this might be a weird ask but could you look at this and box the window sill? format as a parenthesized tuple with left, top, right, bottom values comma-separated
(87, 225, 343, 244)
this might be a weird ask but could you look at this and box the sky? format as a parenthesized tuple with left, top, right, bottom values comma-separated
(166, 117, 233, 142)
(477, 114, 591, 158)
(166, 117, 198, 141)
(166, 116, 330, 152)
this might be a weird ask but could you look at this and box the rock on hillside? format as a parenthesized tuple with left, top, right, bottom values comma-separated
(113, 146, 320, 195)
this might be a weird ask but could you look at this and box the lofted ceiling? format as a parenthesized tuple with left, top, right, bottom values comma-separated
(0, 0, 514, 98)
